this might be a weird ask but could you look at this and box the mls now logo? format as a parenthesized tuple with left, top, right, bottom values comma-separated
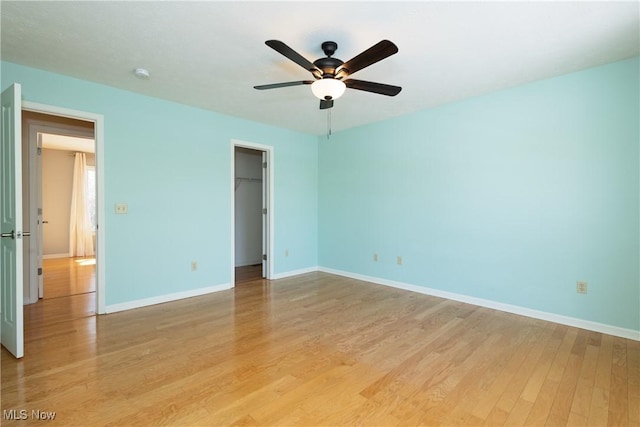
(3, 409, 56, 421)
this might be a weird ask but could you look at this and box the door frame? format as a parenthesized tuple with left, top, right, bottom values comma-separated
(230, 139, 273, 285)
(23, 101, 106, 314)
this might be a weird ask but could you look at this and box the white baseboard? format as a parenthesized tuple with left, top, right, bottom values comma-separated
(318, 267, 640, 341)
(271, 266, 319, 280)
(101, 266, 639, 341)
(43, 253, 70, 259)
(105, 283, 232, 314)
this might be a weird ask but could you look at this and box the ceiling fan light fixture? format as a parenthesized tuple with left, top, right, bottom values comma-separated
(311, 78, 346, 101)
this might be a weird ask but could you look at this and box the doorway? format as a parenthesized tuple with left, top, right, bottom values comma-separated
(231, 140, 273, 285)
(22, 103, 105, 316)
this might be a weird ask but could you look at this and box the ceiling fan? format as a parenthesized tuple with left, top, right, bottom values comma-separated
(254, 39, 402, 109)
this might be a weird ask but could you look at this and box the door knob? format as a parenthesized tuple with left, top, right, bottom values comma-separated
(1, 230, 15, 239)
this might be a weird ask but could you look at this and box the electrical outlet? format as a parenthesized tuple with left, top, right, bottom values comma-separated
(577, 281, 587, 294)
(397, 256, 403, 266)
(373, 253, 378, 262)
(115, 203, 128, 214)
(191, 261, 198, 272)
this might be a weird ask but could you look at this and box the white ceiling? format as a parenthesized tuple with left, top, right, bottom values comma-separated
(1, 1, 638, 135)
(41, 134, 95, 153)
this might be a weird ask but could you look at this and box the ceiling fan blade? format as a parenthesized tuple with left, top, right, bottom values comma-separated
(344, 79, 402, 96)
(319, 99, 334, 110)
(337, 40, 398, 77)
(254, 81, 314, 90)
(265, 40, 320, 73)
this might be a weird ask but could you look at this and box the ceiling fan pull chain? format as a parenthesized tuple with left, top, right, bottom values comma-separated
(327, 108, 332, 139)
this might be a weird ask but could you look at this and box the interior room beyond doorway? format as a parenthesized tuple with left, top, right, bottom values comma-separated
(40, 133, 96, 302)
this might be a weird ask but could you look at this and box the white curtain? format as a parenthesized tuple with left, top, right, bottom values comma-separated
(69, 153, 94, 257)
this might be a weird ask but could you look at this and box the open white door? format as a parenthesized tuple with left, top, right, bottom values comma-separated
(261, 152, 268, 279)
(1, 83, 25, 359)
(36, 133, 44, 298)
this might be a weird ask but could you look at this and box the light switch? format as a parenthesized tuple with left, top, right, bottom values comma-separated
(115, 203, 128, 214)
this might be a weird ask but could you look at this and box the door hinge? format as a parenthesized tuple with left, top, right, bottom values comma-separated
(262, 208, 267, 214)
(37, 147, 42, 155)
(262, 162, 267, 169)
(262, 254, 267, 261)
(38, 267, 43, 276)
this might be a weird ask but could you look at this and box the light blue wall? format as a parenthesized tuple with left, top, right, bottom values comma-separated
(319, 57, 639, 331)
(2, 61, 318, 306)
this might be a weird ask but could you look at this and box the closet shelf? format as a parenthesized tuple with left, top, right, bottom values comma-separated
(235, 177, 262, 190)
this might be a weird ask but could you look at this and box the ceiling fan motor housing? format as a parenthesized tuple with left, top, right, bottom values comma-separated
(314, 41, 343, 78)
(314, 57, 344, 78)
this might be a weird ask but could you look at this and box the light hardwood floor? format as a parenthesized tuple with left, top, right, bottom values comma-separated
(235, 264, 264, 284)
(23, 257, 96, 341)
(1, 272, 638, 426)
(42, 256, 96, 299)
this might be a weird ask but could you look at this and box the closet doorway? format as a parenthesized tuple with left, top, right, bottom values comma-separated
(232, 141, 273, 285)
